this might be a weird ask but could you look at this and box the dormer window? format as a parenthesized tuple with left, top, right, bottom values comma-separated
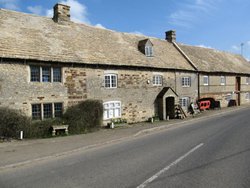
(145, 46, 153, 57)
(138, 39, 154, 57)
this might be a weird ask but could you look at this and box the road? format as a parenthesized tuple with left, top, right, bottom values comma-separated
(0, 108, 250, 188)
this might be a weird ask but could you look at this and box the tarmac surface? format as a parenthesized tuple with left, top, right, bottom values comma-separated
(0, 105, 249, 170)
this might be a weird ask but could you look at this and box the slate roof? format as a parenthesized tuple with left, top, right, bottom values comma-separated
(177, 43, 250, 74)
(0, 9, 195, 71)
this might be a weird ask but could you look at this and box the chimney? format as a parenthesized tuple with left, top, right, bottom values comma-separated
(165, 30, 176, 43)
(53, 3, 70, 23)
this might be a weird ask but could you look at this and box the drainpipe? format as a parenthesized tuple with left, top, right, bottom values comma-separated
(174, 71, 177, 93)
(197, 72, 200, 100)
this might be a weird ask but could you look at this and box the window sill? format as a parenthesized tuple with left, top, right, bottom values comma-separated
(153, 84, 163, 87)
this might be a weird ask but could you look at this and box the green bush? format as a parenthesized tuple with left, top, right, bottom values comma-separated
(0, 100, 103, 139)
(0, 107, 31, 138)
(26, 118, 63, 138)
(63, 100, 103, 134)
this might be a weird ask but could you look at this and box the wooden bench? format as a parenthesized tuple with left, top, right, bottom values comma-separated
(52, 125, 69, 136)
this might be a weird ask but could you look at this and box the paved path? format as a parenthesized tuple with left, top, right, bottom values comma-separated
(0, 105, 249, 170)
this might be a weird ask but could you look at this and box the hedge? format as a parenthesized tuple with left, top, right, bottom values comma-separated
(0, 107, 31, 138)
(63, 100, 103, 134)
(0, 100, 103, 139)
(26, 118, 64, 138)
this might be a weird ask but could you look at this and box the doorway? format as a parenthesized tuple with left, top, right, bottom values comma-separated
(166, 97, 175, 119)
(236, 77, 241, 106)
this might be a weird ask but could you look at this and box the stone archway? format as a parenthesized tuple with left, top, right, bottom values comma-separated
(156, 87, 178, 120)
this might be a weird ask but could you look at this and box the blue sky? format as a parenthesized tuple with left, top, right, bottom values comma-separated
(1, 0, 250, 60)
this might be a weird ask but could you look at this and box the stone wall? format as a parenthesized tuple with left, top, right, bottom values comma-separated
(199, 74, 250, 107)
(175, 72, 198, 110)
(0, 61, 180, 123)
(2, 61, 248, 124)
(0, 61, 67, 116)
(82, 68, 177, 123)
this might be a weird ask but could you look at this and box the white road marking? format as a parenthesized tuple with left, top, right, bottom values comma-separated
(137, 143, 204, 188)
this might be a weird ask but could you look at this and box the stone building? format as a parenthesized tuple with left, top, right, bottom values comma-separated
(0, 4, 197, 124)
(0, 4, 249, 125)
(177, 44, 250, 107)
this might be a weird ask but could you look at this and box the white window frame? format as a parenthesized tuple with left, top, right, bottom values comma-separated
(181, 77, 191, 87)
(103, 101, 121, 120)
(153, 75, 163, 86)
(246, 92, 250, 100)
(246, 77, 250, 85)
(179, 97, 190, 109)
(145, 46, 153, 57)
(104, 74, 117, 88)
(203, 76, 209, 86)
(220, 76, 226, 85)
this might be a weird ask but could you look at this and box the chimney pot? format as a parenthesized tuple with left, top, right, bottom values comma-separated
(53, 3, 70, 23)
(165, 30, 176, 43)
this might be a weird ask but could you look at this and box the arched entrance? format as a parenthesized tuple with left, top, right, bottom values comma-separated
(156, 87, 178, 120)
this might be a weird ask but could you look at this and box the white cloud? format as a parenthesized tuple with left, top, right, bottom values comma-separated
(231, 45, 240, 51)
(45, 0, 90, 24)
(246, 41, 250, 46)
(27, 5, 43, 15)
(27, 0, 107, 29)
(0, 0, 19, 10)
(95, 23, 106, 29)
(168, 0, 218, 28)
(196, 44, 213, 49)
(46, 9, 53, 17)
(129, 31, 144, 36)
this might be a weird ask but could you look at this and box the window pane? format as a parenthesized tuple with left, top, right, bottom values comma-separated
(30, 66, 40, 82)
(111, 75, 117, 87)
(114, 108, 120, 117)
(105, 75, 110, 88)
(204, 76, 209, 85)
(42, 67, 51, 82)
(32, 104, 41, 120)
(103, 101, 121, 120)
(220, 76, 225, 85)
(53, 67, 61, 82)
(145, 46, 153, 57)
(153, 75, 162, 86)
(43, 104, 52, 119)
(109, 109, 114, 119)
(245, 93, 250, 100)
(182, 77, 191, 87)
(180, 97, 190, 108)
(54, 103, 63, 118)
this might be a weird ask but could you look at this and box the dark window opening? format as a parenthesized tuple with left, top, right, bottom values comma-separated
(32, 104, 41, 120)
